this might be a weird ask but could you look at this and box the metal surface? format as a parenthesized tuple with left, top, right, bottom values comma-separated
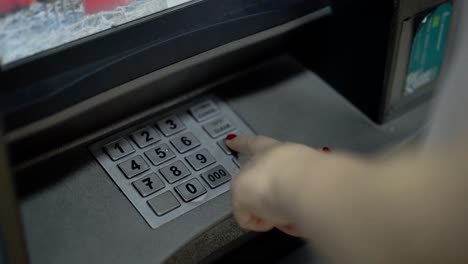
(0, 126, 28, 264)
(425, 0, 468, 147)
(89, 96, 255, 229)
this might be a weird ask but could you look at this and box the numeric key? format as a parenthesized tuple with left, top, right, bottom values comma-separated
(131, 126, 161, 148)
(157, 115, 186, 136)
(175, 178, 207, 202)
(118, 155, 150, 179)
(104, 138, 135, 161)
(159, 160, 191, 183)
(133, 173, 165, 197)
(145, 144, 176, 166)
(185, 149, 216, 171)
(170, 132, 201, 153)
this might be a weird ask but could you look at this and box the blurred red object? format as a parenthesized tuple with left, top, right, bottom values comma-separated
(0, 0, 16, 13)
(16, 0, 35, 7)
(0, 0, 35, 14)
(83, 0, 128, 14)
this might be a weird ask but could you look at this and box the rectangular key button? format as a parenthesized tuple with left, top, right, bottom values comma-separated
(201, 165, 232, 189)
(203, 117, 235, 138)
(118, 155, 150, 179)
(148, 191, 181, 216)
(132, 173, 165, 197)
(104, 138, 135, 161)
(232, 158, 240, 168)
(145, 144, 176, 166)
(189, 100, 219, 122)
(160, 160, 191, 183)
(170, 132, 201, 153)
(131, 126, 161, 148)
(175, 178, 207, 202)
(157, 115, 186, 136)
(217, 139, 233, 155)
(185, 149, 216, 171)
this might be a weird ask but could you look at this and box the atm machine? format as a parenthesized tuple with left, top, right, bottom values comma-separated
(0, 0, 459, 263)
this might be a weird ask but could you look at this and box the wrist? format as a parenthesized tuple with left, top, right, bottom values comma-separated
(268, 144, 323, 223)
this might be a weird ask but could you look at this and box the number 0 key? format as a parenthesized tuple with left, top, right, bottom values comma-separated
(175, 178, 207, 202)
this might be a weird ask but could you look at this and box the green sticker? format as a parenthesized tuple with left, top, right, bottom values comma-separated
(405, 3, 453, 95)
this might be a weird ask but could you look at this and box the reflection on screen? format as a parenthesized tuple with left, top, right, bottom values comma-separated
(0, 0, 193, 65)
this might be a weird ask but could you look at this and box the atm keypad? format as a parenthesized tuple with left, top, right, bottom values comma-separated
(89, 96, 255, 229)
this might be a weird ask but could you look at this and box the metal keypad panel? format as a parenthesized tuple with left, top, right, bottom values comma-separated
(89, 96, 255, 229)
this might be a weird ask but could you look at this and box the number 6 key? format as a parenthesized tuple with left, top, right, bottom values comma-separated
(170, 132, 201, 153)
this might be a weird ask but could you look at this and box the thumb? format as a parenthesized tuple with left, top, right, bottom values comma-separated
(225, 134, 280, 156)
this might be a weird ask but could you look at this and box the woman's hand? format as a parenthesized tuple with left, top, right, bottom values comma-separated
(226, 134, 323, 236)
(226, 134, 468, 264)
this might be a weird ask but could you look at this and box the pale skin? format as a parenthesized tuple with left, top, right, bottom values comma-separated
(226, 135, 468, 264)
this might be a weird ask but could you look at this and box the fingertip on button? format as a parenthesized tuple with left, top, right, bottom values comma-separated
(226, 134, 237, 140)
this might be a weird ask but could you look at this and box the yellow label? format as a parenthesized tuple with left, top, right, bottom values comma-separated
(433, 16, 440, 27)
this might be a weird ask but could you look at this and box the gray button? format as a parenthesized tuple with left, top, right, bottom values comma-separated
(170, 132, 201, 153)
(104, 138, 135, 161)
(232, 158, 240, 168)
(132, 173, 165, 197)
(159, 161, 191, 183)
(144, 144, 176, 166)
(157, 115, 186, 136)
(232, 154, 249, 168)
(185, 149, 216, 171)
(202, 117, 235, 138)
(118, 155, 150, 178)
(175, 178, 207, 202)
(131, 126, 161, 148)
(201, 165, 232, 189)
(189, 100, 219, 122)
(217, 139, 233, 155)
(148, 191, 181, 216)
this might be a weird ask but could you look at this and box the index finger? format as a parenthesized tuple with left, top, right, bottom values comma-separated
(225, 135, 280, 156)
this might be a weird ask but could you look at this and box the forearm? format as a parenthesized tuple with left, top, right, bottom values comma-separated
(273, 145, 468, 263)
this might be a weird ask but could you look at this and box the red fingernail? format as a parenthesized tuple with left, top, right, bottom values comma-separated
(226, 134, 237, 140)
(322, 147, 331, 152)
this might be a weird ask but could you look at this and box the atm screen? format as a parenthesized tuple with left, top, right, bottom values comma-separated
(0, 0, 195, 65)
(0, 0, 330, 132)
